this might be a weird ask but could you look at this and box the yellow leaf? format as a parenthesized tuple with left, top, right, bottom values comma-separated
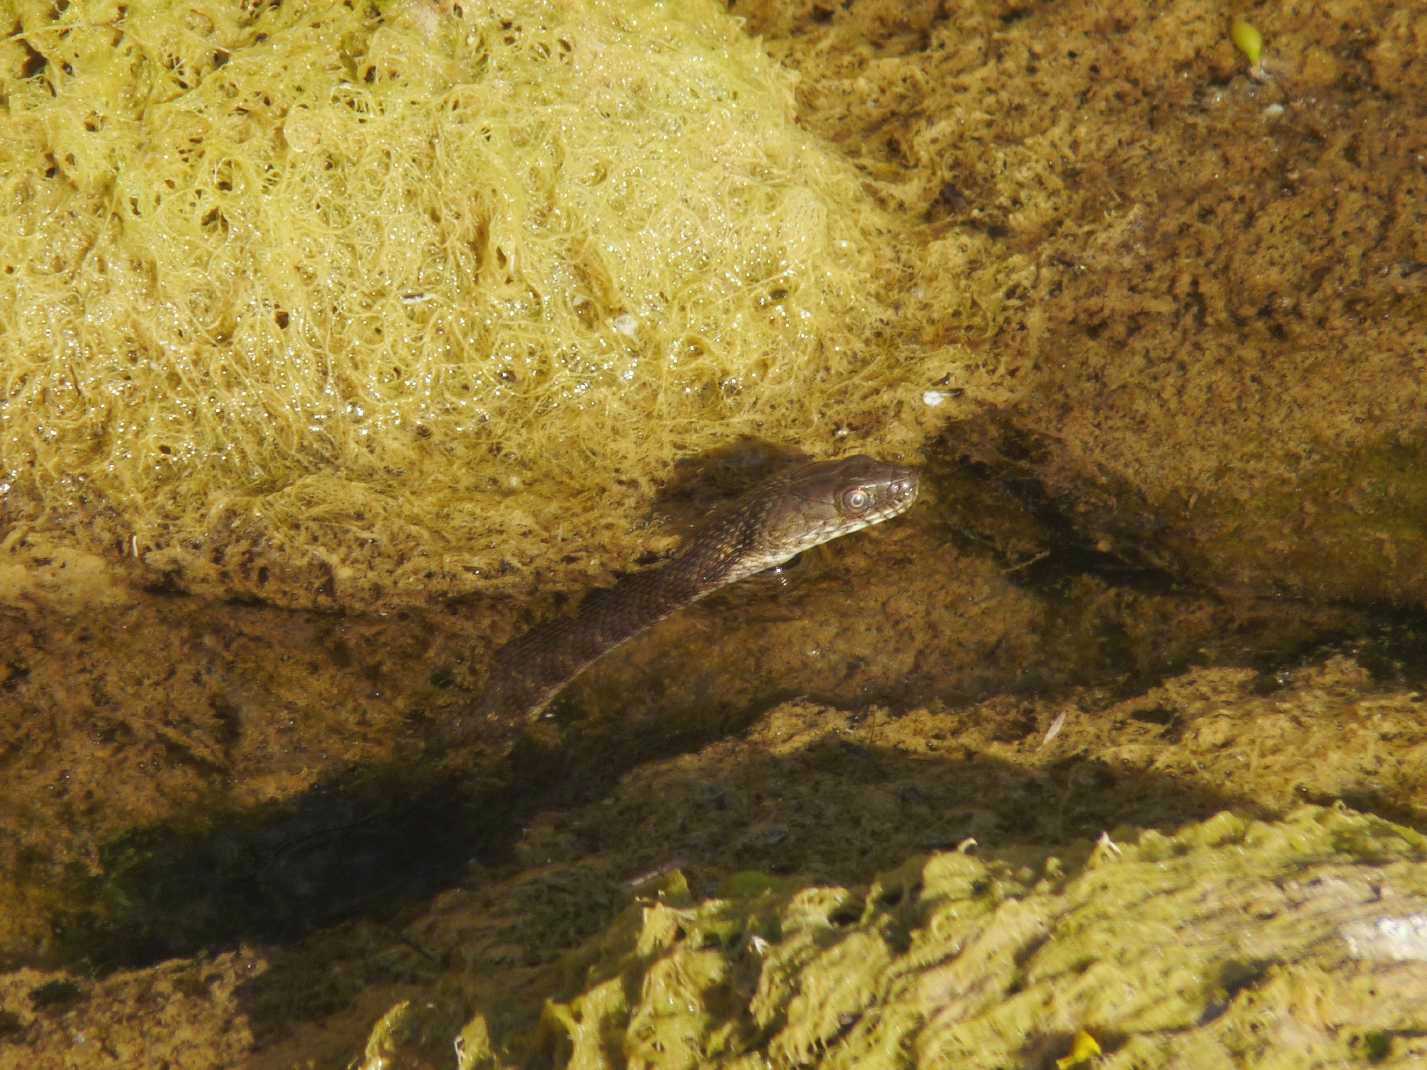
(1056, 1029, 1103, 1069)
(1231, 18, 1264, 67)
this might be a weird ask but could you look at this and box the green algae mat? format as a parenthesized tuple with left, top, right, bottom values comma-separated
(432, 806, 1427, 1069)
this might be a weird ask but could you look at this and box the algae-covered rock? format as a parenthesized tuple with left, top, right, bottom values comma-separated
(742, 0, 1427, 609)
(0, 0, 949, 610)
(7, 650, 1427, 1067)
(468, 806, 1427, 1068)
(0, 950, 262, 1068)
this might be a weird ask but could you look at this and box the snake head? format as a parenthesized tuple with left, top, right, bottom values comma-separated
(731, 454, 920, 578)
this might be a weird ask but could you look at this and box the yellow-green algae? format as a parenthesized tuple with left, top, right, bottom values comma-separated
(443, 806, 1427, 1068)
(0, 0, 955, 610)
(743, 0, 1427, 612)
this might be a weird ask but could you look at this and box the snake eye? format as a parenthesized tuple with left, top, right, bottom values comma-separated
(840, 486, 872, 513)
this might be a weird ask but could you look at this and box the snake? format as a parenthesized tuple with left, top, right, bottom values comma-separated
(449, 454, 920, 740)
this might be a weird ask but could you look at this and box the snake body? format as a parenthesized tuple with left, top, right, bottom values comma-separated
(454, 454, 919, 736)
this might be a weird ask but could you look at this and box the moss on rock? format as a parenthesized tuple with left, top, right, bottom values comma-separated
(459, 806, 1427, 1068)
(0, 0, 953, 611)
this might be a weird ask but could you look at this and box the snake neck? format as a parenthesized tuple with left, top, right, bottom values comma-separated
(464, 503, 765, 729)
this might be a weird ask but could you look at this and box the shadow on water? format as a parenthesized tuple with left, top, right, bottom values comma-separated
(42, 606, 1427, 985)
(44, 600, 1427, 978)
(44, 716, 742, 975)
(39, 437, 1427, 976)
(49, 758, 504, 973)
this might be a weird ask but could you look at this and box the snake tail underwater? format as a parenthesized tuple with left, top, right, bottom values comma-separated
(449, 454, 920, 740)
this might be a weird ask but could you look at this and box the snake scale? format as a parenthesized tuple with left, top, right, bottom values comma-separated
(449, 454, 920, 740)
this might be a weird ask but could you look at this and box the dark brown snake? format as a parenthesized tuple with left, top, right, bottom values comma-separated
(449, 455, 919, 740)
